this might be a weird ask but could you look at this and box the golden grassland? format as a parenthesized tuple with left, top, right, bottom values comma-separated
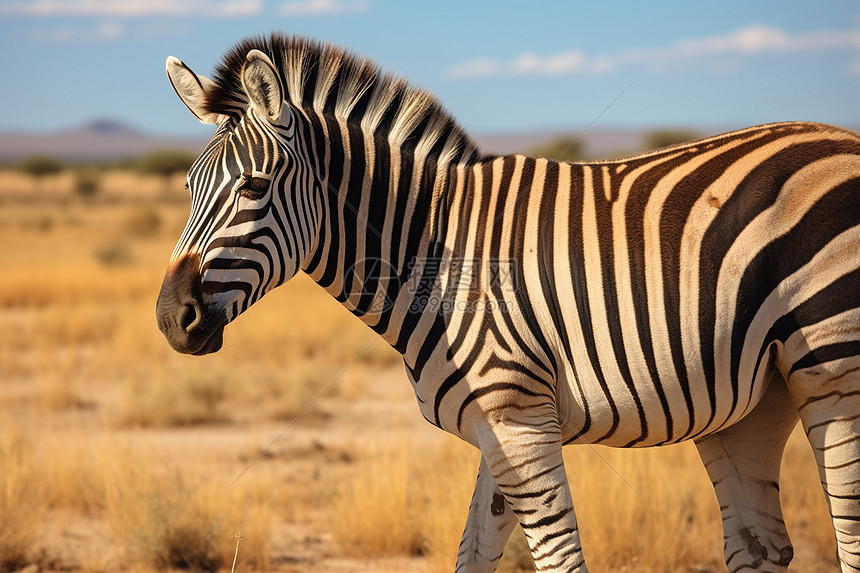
(0, 169, 839, 572)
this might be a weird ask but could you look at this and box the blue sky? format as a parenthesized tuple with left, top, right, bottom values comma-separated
(0, 0, 858, 136)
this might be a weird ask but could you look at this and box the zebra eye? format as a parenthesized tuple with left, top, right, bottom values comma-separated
(236, 173, 270, 200)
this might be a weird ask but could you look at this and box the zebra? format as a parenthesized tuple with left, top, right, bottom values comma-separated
(155, 33, 860, 572)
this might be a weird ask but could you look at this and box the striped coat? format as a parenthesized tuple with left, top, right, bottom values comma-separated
(156, 34, 860, 572)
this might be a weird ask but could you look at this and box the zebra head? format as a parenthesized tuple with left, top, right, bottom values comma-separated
(156, 49, 319, 355)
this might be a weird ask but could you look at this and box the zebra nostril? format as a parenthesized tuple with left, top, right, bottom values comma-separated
(180, 299, 204, 332)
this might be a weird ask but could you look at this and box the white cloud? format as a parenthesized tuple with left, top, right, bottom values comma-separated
(512, 50, 585, 75)
(674, 25, 791, 55)
(210, 0, 260, 17)
(448, 50, 585, 78)
(447, 58, 501, 78)
(32, 20, 124, 42)
(0, 0, 262, 18)
(447, 25, 860, 78)
(278, 0, 369, 16)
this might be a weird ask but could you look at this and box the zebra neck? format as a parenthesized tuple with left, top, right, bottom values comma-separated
(303, 131, 461, 357)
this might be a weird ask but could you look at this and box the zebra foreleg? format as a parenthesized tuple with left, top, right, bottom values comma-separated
(455, 455, 517, 573)
(472, 404, 587, 572)
(790, 358, 860, 572)
(695, 371, 799, 573)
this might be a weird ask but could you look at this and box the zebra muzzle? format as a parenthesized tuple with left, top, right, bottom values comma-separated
(156, 254, 225, 355)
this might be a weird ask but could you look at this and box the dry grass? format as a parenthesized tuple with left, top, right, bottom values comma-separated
(330, 435, 717, 572)
(122, 373, 228, 428)
(330, 429, 834, 573)
(1, 417, 277, 572)
(333, 438, 430, 557)
(104, 460, 274, 572)
(567, 443, 723, 572)
(331, 434, 479, 569)
(0, 420, 47, 572)
(0, 170, 840, 572)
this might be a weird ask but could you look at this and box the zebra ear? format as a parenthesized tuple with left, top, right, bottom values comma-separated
(241, 49, 283, 123)
(166, 56, 222, 125)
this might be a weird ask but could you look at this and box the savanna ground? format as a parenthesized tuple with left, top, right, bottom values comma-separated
(0, 165, 841, 573)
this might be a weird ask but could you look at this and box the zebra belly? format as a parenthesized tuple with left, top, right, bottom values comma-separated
(554, 343, 778, 448)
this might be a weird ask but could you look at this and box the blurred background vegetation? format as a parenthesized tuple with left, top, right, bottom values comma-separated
(525, 127, 701, 162)
(3, 126, 701, 195)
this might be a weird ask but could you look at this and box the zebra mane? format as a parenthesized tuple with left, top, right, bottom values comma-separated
(204, 33, 482, 166)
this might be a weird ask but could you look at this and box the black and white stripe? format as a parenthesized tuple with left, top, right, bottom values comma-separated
(158, 33, 860, 572)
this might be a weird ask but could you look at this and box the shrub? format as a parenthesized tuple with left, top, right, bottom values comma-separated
(122, 206, 162, 238)
(94, 242, 134, 266)
(333, 436, 479, 564)
(108, 471, 225, 572)
(19, 155, 63, 191)
(526, 138, 585, 163)
(104, 455, 273, 573)
(122, 374, 227, 428)
(137, 150, 196, 193)
(74, 169, 101, 198)
(643, 128, 701, 151)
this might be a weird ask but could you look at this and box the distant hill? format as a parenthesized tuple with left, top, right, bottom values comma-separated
(474, 127, 654, 158)
(1, 119, 855, 162)
(0, 119, 668, 162)
(0, 119, 210, 162)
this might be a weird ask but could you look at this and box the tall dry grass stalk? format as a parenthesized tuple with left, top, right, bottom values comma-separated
(566, 443, 723, 572)
(332, 434, 479, 565)
(37, 433, 111, 514)
(332, 437, 429, 557)
(0, 420, 46, 572)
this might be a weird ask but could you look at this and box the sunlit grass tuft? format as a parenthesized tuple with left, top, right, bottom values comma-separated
(103, 445, 274, 572)
(0, 421, 47, 572)
(333, 438, 429, 557)
(567, 443, 723, 572)
(122, 373, 228, 428)
(332, 434, 480, 569)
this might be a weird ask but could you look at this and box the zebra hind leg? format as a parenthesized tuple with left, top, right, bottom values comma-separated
(455, 455, 517, 573)
(790, 356, 860, 572)
(695, 370, 799, 573)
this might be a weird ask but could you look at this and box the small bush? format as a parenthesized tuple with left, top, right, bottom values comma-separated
(74, 169, 101, 198)
(527, 138, 585, 163)
(107, 471, 224, 572)
(122, 206, 162, 238)
(122, 374, 227, 428)
(19, 155, 63, 191)
(94, 242, 134, 266)
(643, 128, 700, 151)
(104, 454, 273, 573)
(333, 440, 427, 557)
(137, 150, 196, 193)
(139, 497, 223, 571)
